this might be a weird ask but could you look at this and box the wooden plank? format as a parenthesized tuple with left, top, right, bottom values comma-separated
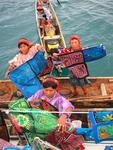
(43, 35, 60, 41)
(100, 83, 107, 96)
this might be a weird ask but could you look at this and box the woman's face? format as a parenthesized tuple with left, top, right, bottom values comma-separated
(19, 44, 29, 54)
(70, 39, 81, 50)
(38, 9, 44, 14)
(44, 87, 56, 98)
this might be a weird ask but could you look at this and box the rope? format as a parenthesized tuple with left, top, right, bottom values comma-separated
(1, 109, 113, 114)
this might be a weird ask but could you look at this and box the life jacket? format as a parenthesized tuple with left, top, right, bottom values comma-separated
(47, 40, 59, 52)
(46, 30, 55, 36)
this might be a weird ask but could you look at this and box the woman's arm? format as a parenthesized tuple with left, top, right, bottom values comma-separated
(5, 64, 16, 78)
(57, 106, 74, 133)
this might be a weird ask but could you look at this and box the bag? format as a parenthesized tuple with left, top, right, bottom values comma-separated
(9, 99, 58, 145)
(59, 134, 85, 150)
(38, 57, 53, 77)
(29, 98, 58, 112)
(46, 128, 85, 150)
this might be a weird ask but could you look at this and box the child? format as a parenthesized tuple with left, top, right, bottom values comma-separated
(27, 77, 75, 133)
(37, 0, 49, 8)
(52, 35, 90, 95)
(37, 5, 52, 27)
(5, 38, 45, 78)
(43, 20, 55, 37)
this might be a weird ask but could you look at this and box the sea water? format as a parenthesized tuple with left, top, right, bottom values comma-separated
(0, 0, 113, 79)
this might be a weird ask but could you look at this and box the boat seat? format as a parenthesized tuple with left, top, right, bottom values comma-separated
(100, 83, 107, 96)
(43, 35, 60, 41)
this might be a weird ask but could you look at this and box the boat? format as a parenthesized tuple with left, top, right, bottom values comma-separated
(1, 108, 113, 150)
(1, 77, 113, 110)
(29, 0, 113, 110)
(0, 0, 113, 149)
(0, 0, 109, 110)
(35, 0, 66, 53)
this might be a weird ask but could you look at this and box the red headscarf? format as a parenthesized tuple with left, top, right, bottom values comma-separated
(69, 35, 80, 44)
(17, 38, 33, 48)
(43, 77, 60, 92)
(68, 35, 82, 51)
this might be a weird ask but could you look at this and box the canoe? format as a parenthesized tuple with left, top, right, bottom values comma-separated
(0, 0, 113, 148)
(1, 77, 113, 109)
(35, 0, 66, 52)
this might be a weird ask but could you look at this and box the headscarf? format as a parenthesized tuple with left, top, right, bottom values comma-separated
(17, 38, 33, 48)
(69, 35, 80, 44)
(43, 77, 60, 92)
(68, 35, 82, 51)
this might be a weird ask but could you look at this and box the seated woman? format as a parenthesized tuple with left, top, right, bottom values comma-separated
(27, 77, 75, 133)
(27, 77, 85, 149)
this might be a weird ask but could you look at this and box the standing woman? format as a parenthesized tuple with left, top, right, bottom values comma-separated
(5, 38, 45, 78)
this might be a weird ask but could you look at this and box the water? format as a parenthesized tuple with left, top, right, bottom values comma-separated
(0, 0, 113, 79)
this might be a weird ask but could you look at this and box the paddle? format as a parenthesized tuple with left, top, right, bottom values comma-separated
(56, 0, 61, 5)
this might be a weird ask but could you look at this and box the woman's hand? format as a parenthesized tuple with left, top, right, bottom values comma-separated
(37, 44, 45, 51)
(5, 71, 9, 78)
(57, 114, 67, 133)
(52, 53, 59, 59)
(5, 65, 15, 78)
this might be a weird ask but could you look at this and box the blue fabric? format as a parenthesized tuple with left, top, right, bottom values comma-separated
(94, 111, 113, 122)
(27, 51, 47, 74)
(75, 128, 94, 140)
(104, 146, 113, 150)
(3, 148, 20, 150)
(3, 145, 32, 150)
(83, 44, 106, 62)
(9, 51, 47, 99)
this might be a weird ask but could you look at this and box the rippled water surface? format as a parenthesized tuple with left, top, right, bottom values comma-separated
(0, 0, 113, 79)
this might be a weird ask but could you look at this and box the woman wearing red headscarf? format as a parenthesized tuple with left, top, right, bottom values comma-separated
(28, 76, 74, 133)
(5, 38, 45, 78)
(52, 35, 90, 95)
(61, 35, 83, 53)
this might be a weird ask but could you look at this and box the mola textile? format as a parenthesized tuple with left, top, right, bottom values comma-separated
(9, 98, 58, 145)
(88, 111, 113, 143)
(59, 50, 89, 79)
(83, 44, 106, 62)
(9, 51, 47, 99)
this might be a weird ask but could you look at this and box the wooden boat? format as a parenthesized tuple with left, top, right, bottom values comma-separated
(0, 1, 113, 111)
(0, 1, 113, 149)
(1, 77, 113, 110)
(1, 109, 113, 149)
(35, 0, 66, 53)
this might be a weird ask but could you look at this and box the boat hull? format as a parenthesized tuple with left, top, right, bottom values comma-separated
(1, 77, 113, 109)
